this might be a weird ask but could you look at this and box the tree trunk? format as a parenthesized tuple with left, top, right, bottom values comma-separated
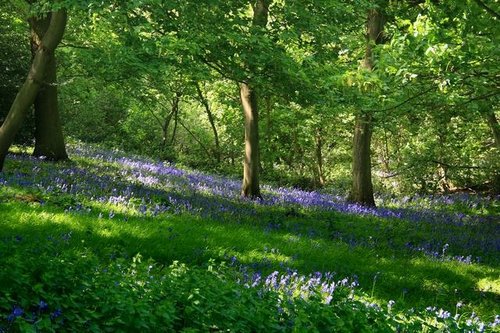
(485, 110, 500, 149)
(483, 108, 500, 192)
(0, 10, 67, 171)
(240, 0, 269, 198)
(161, 111, 173, 152)
(350, 113, 376, 206)
(264, 95, 273, 172)
(348, 8, 384, 207)
(169, 93, 180, 146)
(195, 82, 221, 163)
(315, 126, 325, 187)
(241, 83, 261, 198)
(31, 14, 68, 160)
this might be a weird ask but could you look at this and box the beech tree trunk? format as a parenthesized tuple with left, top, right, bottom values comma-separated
(349, 8, 384, 207)
(241, 83, 261, 198)
(31, 14, 68, 160)
(0, 10, 67, 171)
(350, 113, 376, 206)
(240, 0, 269, 198)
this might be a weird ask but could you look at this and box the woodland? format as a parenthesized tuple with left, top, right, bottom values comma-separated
(0, 0, 499, 331)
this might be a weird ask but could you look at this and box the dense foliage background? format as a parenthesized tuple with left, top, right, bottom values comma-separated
(1, 0, 498, 196)
(0, 0, 498, 331)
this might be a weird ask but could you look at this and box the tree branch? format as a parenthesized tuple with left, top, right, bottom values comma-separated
(473, 0, 500, 20)
(429, 160, 488, 170)
(374, 87, 436, 113)
(177, 119, 211, 158)
(59, 42, 93, 50)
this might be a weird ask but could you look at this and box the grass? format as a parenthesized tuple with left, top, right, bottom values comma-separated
(0, 144, 498, 331)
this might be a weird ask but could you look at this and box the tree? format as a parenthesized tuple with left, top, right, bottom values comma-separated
(0, 7, 67, 171)
(348, 7, 385, 207)
(240, 1, 270, 198)
(30, 11, 68, 160)
(195, 82, 221, 163)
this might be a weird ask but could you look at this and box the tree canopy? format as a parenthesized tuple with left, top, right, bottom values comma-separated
(0, 0, 498, 199)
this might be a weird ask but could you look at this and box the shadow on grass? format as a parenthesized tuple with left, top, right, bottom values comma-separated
(1, 198, 499, 318)
(3, 153, 498, 266)
(1, 152, 499, 317)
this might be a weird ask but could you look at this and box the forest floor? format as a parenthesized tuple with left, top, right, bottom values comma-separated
(0, 143, 498, 332)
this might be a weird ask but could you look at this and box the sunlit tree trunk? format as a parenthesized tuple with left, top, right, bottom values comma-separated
(240, 0, 270, 198)
(30, 14, 68, 160)
(350, 113, 375, 205)
(241, 83, 261, 198)
(349, 8, 384, 207)
(0, 9, 67, 171)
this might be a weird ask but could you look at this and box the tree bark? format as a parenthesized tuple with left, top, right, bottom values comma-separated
(30, 13, 68, 160)
(161, 110, 174, 152)
(195, 82, 221, 163)
(0, 9, 67, 171)
(169, 92, 180, 146)
(485, 110, 500, 149)
(240, 0, 270, 198)
(348, 8, 384, 207)
(350, 113, 376, 206)
(315, 126, 325, 187)
(484, 108, 500, 193)
(241, 83, 261, 198)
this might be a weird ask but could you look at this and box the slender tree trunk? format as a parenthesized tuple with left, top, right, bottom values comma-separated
(0, 10, 67, 171)
(241, 83, 261, 198)
(485, 110, 500, 149)
(264, 95, 273, 172)
(240, 0, 269, 198)
(195, 82, 221, 162)
(483, 108, 500, 192)
(169, 93, 180, 146)
(161, 113, 171, 151)
(437, 127, 451, 192)
(382, 127, 391, 173)
(349, 8, 384, 207)
(315, 126, 325, 187)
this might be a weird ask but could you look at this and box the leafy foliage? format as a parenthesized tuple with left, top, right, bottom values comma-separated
(1, 0, 499, 328)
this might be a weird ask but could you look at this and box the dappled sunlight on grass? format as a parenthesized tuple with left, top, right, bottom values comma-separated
(1, 144, 499, 329)
(477, 278, 500, 294)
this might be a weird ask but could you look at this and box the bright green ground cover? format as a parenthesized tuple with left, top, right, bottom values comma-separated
(0, 145, 498, 332)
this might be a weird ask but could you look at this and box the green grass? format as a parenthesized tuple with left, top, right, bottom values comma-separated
(0, 149, 498, 331)
(1, 187, 498, 319)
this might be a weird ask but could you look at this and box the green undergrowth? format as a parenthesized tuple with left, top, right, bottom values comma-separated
(0, 236, 405, 332)
(0, 153, 499, 332)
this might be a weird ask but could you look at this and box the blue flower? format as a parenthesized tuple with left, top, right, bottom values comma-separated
(436, 309, 451, 319)
(7, 306, 23, 322)
(39, 300, 48, 311)
(50, 308, 62, 320)
(12, 306, 23, 317)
